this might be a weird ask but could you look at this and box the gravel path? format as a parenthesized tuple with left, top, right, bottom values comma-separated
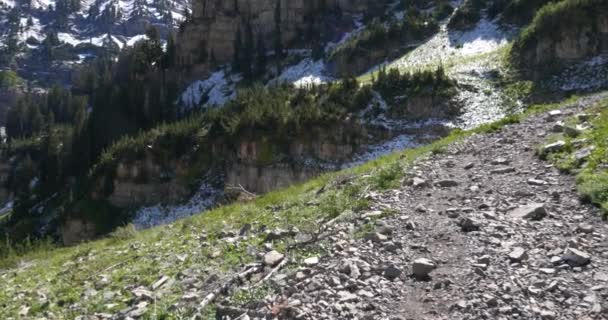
(256, 93, 608, 320)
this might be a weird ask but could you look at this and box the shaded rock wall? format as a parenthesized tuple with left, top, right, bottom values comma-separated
(176, 0, 375, 72)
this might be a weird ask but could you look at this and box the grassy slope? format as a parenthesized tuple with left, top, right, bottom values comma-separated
(541, 98, 608, 212)
(0, 92, 594, 318)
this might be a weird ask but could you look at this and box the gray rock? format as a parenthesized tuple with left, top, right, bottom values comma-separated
(412, 258, 436, 279)
(552, 121, 565, 133)
(264, 250, 285, 266)
(383, 265, 402, 281)
(564, 125, 582, 137)
(303, 257, 319, 266)
(435, 180, 459, 188)
(491, 157, 510, 165)
(576, 223, 594, 234)
(490, 167, 516, 175)
(411, 177, 430, 188)
(508, 247, 528, 262)
(365, 232, 388, 243)
(527, 179, 547, 186)
(151, 275, 170, 291)
(541, 141, 566, 155)
(457, 217, 480, 232)
(562, 248, 591, 266)
(575, 146, 595, 163)
(508, 203, 547, 221)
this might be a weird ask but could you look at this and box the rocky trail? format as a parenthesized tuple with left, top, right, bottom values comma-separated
(214, 93, 608, 320)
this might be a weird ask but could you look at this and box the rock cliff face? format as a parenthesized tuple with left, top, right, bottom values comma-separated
(513, 2, 608, 79)
(97, 122, 368, 208)
(176, 0, 375, 72)
(226, 124, 365, 193)
(94, 150, 207, 208)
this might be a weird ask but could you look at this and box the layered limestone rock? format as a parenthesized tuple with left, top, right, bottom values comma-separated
(391, 95, 460, 121)
(513, 3, 608, 78)
(225, 124, 365, 194)
(97, 153, 196, 208)
(176, 0, 375, 71)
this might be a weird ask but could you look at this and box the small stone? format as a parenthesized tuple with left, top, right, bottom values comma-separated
(365, 232, 388, 243)
(540, 310, 556, 320)
(564, 125, 582, 137)
(264, 250, 285, 266)
(551, 256, 563, 265)
(541, 141, 566, 155)
(152, 275, 170, 291)
(128, 301, 149, 317)
(562, 248, 591, 266)
(490, 167, 516, 175)
(383, 265, 402, 281)
(477, 255, 491, 265)
(539, 268, 556, 275)
(552, 121, 565, 132)
(415, 204, 427, 213)
(491, 158, 510, 165)
(464, 162, 475, 170)
(548, 110, 562, 118)
(527, 179, 546, 186)
(508, 203, 547, 221)
(19, 305, 30, 317)
(411, 177, 429, 188)
(412, 258, 436, 279)
(575, 146, 595, 163)
(485, 295, 498, 307)
(132, 288, 155, 301)
(303, 257, 319, 266)
(508, 247, 528, 262)
(457, 217, 480, 232)
(576, 223, 594, 234)
(362, 210, 383, 219)
(182, 292, 199, 301)
(337, 291, 358, 302)
(435, 180, 459, 188)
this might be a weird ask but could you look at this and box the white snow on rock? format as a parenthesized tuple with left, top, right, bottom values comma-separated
(180, 69, 241, 109)
(273, 58, 333, 87)
(390, 18, 512, 72)
(132, 183, 223, 229)
(125, 34, 148, 47)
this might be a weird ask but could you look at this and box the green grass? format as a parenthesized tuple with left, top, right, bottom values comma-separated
(0, 93, 596, 318)
(540, 98, 608, 213)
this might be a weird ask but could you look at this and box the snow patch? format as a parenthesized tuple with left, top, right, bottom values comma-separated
(132, 183, 223, 229)
(180, 69, 241, 108)
(274, 58, 332, 87)
(390, 18, 512, 72)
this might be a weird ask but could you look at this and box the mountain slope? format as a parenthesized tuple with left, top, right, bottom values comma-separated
(1, 92, 607, 318)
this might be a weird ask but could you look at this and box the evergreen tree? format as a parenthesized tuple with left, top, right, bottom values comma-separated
(254, 36, 267, 78)
(274, 0, 284, 59)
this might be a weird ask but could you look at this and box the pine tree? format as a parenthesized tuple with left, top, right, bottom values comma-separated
(232, 27, 243, 72)
(254, 36, 267, 78)
(274, 0, 284, 59)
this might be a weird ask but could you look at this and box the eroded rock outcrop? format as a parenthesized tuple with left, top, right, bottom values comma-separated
(511, 1, 608, 79)
(176, 0, 380, 73)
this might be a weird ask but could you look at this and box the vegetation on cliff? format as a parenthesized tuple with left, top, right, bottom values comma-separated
(509, 0, 608, 77)
(540, 99, 608, 213)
